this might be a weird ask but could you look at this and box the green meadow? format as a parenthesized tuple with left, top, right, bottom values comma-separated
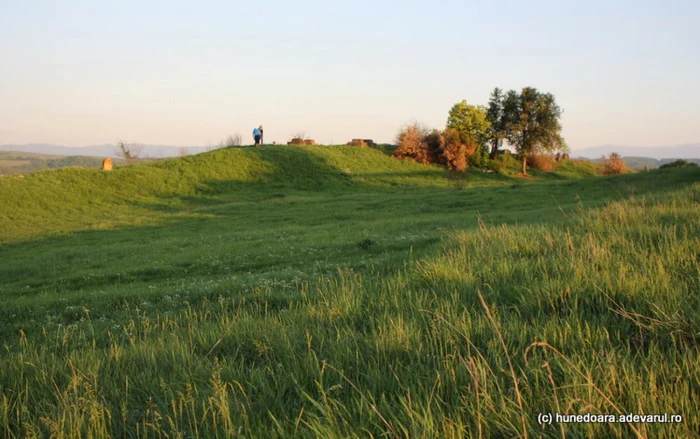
(0, 145, 698, 438)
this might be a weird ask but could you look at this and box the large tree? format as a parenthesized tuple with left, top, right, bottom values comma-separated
(486, 87, 507, 159)
(446, 100, 491, 155)
(503, 87, 564, 175)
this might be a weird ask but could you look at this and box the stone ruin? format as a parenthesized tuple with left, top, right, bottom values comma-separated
(101, 158, 113, 171)
(347, 139, 376, 147)
(288, 138, 316, 145)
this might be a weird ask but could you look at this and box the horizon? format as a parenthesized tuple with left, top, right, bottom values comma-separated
(3, 141, 700, 154)
(2, 1, 699, 148)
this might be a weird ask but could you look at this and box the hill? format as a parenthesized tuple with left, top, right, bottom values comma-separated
(572, 143, 700, 159)
(0, 145, 605, 243)
(1, 145, 698, 437)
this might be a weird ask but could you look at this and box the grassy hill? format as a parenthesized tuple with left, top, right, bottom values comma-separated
(0, 145, 698, 438)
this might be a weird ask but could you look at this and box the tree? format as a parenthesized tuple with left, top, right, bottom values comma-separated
(486, 87, 507, 159)
(447, 100, 491, 158)
(115, 140, 143, 165)
(503, 88, 564, 175)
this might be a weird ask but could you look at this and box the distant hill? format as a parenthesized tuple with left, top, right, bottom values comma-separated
(582, 155, 700, 171)
(572, 144, 700, 160)
(0, 151, 125, 175)
(0, 143, 211, 159)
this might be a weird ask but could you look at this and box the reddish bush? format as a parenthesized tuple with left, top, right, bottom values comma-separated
(424, 129, 446, 164)
(394, 124, 430, 164)
(441, 128, 468, 171)
(527, 154, 555, 172)
(602, 152, 627, 175)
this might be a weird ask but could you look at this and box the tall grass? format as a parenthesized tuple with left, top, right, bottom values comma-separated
(1, 175, 697, 437)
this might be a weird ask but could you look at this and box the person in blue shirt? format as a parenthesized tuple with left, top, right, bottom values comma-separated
(253, 127, 261, 146)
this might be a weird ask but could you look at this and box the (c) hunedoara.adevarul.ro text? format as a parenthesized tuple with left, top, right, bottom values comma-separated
(537, 413, 683, 425)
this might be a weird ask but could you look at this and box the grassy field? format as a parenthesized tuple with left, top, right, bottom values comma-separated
(0, 145, 698, 438)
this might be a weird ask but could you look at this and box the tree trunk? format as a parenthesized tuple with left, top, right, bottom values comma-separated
(490, 139, 499, 160)
(522, 155, 527, 175)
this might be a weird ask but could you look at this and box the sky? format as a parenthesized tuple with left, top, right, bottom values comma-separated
(1, 0, 699, 150)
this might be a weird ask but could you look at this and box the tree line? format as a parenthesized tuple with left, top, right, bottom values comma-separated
(394, 87, 566, 175)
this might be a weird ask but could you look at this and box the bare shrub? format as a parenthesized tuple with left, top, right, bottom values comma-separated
(394, 124, 430, 164)
(527, 154, 555, 172)
(115, 140, 143, 165)
(602, 152, 627, 175)
(225, 133, 242, 147)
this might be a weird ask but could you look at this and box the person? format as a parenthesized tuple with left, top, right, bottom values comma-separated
(259, 125, 264, 145)
(253, 126, 261, 146)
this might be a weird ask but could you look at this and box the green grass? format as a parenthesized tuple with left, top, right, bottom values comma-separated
(1, 145, 698, 438)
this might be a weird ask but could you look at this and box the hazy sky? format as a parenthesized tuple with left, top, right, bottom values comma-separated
(1, 0, 698, 150)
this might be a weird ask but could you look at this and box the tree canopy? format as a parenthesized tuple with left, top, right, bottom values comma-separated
(503, 87, 564, 174)
(447, 100, 491, 151)
(486, 88, 507, 159)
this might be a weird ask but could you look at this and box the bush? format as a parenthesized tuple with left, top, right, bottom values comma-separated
(484, 159, 504, 174)
(527, 154, 555, 172)
(659, 160, 698, 169)
(424, 129, 446, 164)
(441, 128, 468, 172)
(470, 144, 490, 168)
(394, 124, 430, 164)
(393, 123, 484, 172)
(225, 133, 242, 147)
(602, 153, 627, 175)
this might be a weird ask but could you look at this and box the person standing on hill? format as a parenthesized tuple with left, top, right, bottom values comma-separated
(253, 126, 261, 146)
(259, 125, 264, 145)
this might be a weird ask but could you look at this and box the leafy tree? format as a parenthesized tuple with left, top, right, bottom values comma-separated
(486, 87, 507, 159)
(503, 88, 564, 175)
(447, 100, 491, 158)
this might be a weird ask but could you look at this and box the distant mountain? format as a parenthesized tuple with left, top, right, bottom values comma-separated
(572, 144, 700, 160)
(0, 143, 212, 158)
(0, 151, 126, 175)
(584, 156, 700, 171)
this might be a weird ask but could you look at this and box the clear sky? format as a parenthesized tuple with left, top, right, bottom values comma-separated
(1, 0, 698, 150)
